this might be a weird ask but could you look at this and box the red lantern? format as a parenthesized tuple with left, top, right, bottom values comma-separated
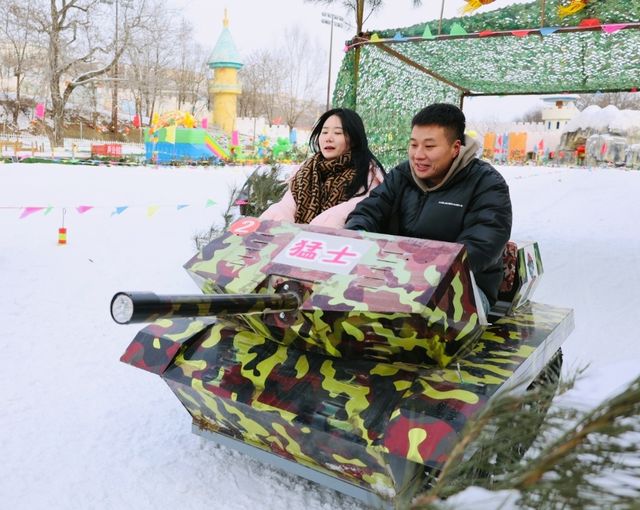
(132, 114, 141, 128)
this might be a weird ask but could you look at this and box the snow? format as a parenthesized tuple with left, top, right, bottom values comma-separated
(2, 161, 639, 510)
(564, 104, 640, 135)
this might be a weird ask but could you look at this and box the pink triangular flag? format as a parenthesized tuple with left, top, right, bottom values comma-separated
(76, 205, 94, 214)
(19, 207, 45, 219)
(602, 23, 628, 34)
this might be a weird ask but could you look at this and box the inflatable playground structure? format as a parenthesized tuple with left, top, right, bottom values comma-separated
(145, 111, 300, 165)
(145, 111, 229, 164)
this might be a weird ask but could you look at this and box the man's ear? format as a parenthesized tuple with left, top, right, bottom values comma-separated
(453, 139, 462, 156)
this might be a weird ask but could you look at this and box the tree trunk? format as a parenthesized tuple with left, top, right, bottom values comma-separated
(49, 80, 65, 147)
(13, 73, 21, 125)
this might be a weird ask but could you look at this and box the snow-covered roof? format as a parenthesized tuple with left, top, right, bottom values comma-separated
(564, 105, 640, 134)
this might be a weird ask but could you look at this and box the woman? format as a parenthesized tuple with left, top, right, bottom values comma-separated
(260, 108, 384, 228)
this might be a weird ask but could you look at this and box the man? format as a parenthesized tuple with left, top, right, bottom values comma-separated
(345, 103, 512, 313)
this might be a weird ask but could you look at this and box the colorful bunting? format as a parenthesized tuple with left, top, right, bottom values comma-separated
(478, 30, 495, 37)
(539, 27, 560, 36)
(370, 33, 381, 42)
(450, 23, 467, 36)
(511, 30, 532, 38)
(14, 200, 216, 220)
(19, 207, 45, 219)
(393, 32, 405, 41)
(111, 206, 128, 216)
(579, 18, 601, 27)
(146, 206, 160, 217)
(602, 23, 628, 34)
(421, 25, 434, 39)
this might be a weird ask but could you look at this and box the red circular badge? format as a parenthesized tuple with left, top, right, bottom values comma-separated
(229, 217, 261, 236)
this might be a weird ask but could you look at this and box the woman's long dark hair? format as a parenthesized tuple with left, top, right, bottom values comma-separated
(308, 108, 384, 198)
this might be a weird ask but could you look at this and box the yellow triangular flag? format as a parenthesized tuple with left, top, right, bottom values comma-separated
(147, 205, 160, 217)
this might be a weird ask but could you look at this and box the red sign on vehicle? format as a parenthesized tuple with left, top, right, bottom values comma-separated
(229, 217, 261, 236)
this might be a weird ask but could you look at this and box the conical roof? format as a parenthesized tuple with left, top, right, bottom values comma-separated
(207, 10, 243, 70)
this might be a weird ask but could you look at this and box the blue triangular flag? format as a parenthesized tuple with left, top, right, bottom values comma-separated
(111, 206, 128, 216)
(540, 27, 560, 36)
(177, 204, 189, 210)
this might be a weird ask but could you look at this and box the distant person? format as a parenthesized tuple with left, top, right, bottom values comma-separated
(345, 103, 512, 313)
(260, 108, 384, 228)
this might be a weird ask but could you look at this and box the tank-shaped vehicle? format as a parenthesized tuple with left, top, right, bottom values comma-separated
(114, 219, 574, 508)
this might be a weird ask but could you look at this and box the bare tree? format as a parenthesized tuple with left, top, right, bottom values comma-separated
(304, 0, 422, 31)
(124, 4, 176, 125)
(237, 48, 286, 126)
(0, 0, 44, 125)
(238, 50, 273, 119)
(577, 92, 640, 111)
(279, 27, 322, 129)
(25, 0, 146, 146)
(172, 18, 206, 113)
(305, 0, 423, 94)
(515, 108, 543, 123)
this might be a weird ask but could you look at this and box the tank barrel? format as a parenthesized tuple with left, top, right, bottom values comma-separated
(110, 291, 301, 325)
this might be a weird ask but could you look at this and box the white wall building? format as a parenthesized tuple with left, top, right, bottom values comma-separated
(541, 95, 580, 131)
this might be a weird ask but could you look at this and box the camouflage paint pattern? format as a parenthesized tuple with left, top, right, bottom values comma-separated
(121, 304, 573, 501)
(184, 219, 483, 368)
(118, 220, 574, 504)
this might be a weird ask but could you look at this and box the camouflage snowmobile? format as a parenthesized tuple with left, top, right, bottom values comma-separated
(113, 218, 573, 508)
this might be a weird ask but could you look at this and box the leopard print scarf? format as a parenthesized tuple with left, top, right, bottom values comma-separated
(290, 152, 356, 224)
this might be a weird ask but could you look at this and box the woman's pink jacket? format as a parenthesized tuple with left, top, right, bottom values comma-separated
(259, 163, 385, 229)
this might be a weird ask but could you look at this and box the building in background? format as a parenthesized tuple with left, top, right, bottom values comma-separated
(541, 95, 580, 131)
(207, 10, 242, 134)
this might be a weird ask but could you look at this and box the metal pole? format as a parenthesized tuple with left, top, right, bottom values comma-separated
(326, 17, 334, 111)
(438, 0, 446, 35)
(112, 0, 119, 135)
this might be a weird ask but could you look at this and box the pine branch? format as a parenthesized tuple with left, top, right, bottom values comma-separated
(412, 367, 640, 510)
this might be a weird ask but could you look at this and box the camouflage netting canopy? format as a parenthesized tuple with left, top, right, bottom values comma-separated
(333, 0, 640, 167)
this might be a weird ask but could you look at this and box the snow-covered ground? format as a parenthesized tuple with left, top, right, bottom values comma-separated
(1, 162, 639, 509)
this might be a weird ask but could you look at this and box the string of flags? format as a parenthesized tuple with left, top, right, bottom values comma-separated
(2, 199, 218, 220)
(349, 21, 637, 51)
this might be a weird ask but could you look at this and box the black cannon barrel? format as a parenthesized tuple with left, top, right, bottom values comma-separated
(110, 291, 301, 325)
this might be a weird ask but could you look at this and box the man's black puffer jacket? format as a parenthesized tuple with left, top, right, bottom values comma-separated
(345, 159, 512, 305)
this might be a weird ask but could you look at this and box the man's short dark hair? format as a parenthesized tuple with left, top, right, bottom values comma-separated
(411, 103, 466, 144)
